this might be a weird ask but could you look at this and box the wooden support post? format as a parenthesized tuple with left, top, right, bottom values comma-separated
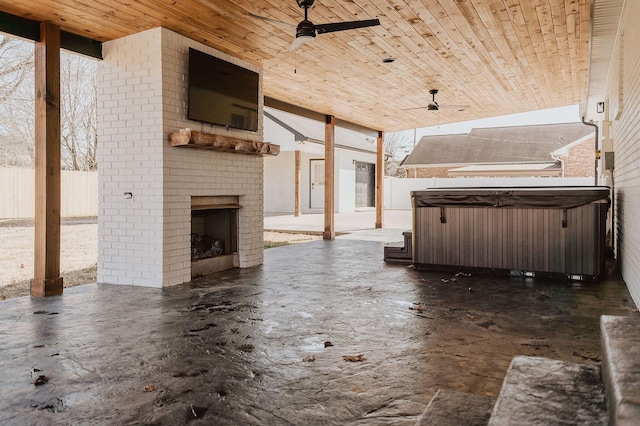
(31, 22, 63, 297)
(324, 115, 335, 240)
(294, 150, 301, 217)
(376, 131, 384, 228)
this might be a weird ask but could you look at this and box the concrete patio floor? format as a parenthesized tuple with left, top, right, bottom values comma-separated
(0, 225, 637, 425)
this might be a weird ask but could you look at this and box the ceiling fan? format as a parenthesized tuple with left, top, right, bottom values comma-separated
(405, 89, 470, 112)
(248, 0, 381, 52)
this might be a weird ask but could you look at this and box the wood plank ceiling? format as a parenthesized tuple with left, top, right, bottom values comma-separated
(0, 0, 591, 132)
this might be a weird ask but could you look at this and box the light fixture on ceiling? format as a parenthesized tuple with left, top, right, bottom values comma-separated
(248, 0, 380, 52)
(382, 57, 395, 63)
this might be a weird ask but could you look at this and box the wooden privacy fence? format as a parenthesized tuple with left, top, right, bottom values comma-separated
(0, 167, 97, 219)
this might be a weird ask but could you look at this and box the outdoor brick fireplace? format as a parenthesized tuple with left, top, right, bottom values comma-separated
(97, 27, 265, 288)
(190, 196, 240, 277)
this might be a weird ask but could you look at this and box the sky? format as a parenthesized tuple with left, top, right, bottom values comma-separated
(396, 104, 581, 151)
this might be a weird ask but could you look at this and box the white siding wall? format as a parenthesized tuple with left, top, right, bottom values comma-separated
(263, 108, 377, 214)
(264, 151, 296, 213)
(610, 1, 640, 306)
(301, 151, 321, 213)
(263, 112, 300, 151)
(263, 111, 303, 214)
(263, 148, 376, 214)
(336, 150, 352, 213)
(336, 149, 377, 213)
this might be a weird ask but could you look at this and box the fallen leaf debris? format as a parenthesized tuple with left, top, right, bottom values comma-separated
(34, 375, 48, 386)
(342, 354, 366, 362)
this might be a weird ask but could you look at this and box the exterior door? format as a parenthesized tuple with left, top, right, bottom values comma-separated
(310, 159, 325, 209)
(355, 162, 375, 208)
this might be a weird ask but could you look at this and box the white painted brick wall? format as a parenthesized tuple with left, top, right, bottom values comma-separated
(98, 28, 165, 287)
(98, 27, 264, 288)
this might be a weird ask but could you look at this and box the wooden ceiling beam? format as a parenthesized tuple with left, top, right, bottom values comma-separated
(0, 10, 102, 58)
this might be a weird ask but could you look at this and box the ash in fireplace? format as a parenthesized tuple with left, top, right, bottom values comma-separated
(191, 233, 224, 260)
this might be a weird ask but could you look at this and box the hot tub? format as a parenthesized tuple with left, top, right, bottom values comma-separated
(411, 186, 610, 279)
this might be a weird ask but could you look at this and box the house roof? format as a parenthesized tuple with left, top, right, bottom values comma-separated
(264, 107, 377, 154)
(447, 162, 562, 177)
(401, 122, 594, 167)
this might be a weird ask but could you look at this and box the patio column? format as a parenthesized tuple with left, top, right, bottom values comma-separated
(324, 115, 335, 240)
(294, 149, 301, 217)
(376, 131, 384, 228)
(31, 22, 63, 297)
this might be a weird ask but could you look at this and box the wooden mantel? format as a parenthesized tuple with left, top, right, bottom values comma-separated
(169, 129, 280, 156)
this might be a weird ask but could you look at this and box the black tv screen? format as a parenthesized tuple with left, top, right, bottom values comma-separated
(188, 48, 259, 132)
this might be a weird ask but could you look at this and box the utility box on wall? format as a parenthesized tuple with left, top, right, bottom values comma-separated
(411, 187, 610, 279)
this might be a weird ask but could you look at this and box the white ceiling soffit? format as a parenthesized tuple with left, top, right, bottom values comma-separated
(583, 0, 625, 120)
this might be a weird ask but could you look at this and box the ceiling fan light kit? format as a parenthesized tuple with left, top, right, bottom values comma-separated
(251, 0, 380, 52)
(402, 89, 470, 112)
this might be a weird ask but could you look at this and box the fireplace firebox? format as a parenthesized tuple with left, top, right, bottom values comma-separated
(191, 196, 240, 277)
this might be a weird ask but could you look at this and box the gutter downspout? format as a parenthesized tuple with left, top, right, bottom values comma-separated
(551, 152, 565, 177)
(581, 117, 599, 186)
(582, 116, 615, 260)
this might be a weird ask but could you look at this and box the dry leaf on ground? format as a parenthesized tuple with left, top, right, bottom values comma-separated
(342, 354, 366, 362)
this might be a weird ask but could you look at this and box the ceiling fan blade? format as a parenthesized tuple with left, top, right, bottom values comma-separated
(246, 12, 296, 28)
(401, 106, 429, 111)
(402, 104, 469, 112)
(439, 104, 470, 110)
(289, 36, 313, 52)
(314, 19, 380, 34)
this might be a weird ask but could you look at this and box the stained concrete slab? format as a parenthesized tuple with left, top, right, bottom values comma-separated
(600, 315, 640, 426)
(488, 356, 607, 425)
(0, 238, 636, 425)
(416, 388, 494, 426)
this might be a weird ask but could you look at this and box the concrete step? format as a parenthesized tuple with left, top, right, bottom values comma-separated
(600, 315, 640, 426)
(384, 230, 412, 263)
(415, 388, 495, 426)
(488, 356, 606, 426)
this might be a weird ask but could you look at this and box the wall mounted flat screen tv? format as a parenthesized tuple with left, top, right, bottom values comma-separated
(188, 48, 259, 132)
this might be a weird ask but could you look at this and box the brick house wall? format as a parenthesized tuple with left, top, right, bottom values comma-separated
(403, 136, 595, 179)
(405, 166, 452, 178)
(561, 136, 595, 178)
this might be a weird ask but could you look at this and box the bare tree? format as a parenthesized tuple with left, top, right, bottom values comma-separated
(0, 34, 99, 170)
(60, 53, 98, 170)
(0, 35, 35, 166)
(0, 35, 33, 103)
(384, 132, 412, 177)
(384, 131, 412, 159)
